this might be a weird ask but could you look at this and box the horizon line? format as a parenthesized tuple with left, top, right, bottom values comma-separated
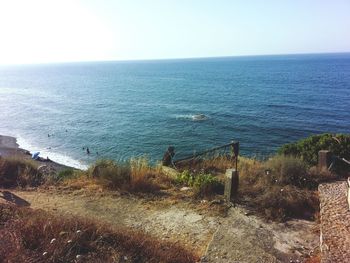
(1, 51, 350, 66)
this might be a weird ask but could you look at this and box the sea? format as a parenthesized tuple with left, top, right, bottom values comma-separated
(0, 53, 349, 169)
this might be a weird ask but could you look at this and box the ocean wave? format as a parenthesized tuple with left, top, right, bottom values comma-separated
(175, 114, 209, 121)
(16, 136, 88, 170)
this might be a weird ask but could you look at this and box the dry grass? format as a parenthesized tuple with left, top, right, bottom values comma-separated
(237, 157, 265, 194)
(308, 166, 338, 184)
(254, 185, 319, 221)
(176, 155, 234, 174)
(200, 155, 235, 173)
(174, 154, 334, 221)
(89, 159, 131, 189)
(0, 203, 199, 263)
(237, 156, 321, 221)
(304, 254, 321, 263)
(62, 174, 104, 192)
(0, 156, 43, 188)
(63, 158, 171, 194)
(128, 158, 166, 193)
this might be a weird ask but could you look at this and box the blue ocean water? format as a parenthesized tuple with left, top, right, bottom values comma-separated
(0, 53, 349, 169)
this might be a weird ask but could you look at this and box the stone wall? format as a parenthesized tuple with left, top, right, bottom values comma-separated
(348, 178, 350, 211)
(319, 181, 350, 262)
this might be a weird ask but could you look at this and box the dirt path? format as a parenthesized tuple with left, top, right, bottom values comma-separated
(0, 189, 319, 262)
(0, 189, 219, 256)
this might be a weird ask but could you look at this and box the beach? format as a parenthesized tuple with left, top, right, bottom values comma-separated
(0, 134, 71, 172)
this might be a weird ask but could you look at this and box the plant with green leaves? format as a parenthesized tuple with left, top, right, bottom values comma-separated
(176, 170, 222, 197)
(192, 173, 222, 196)
(278, 133, 350, 166)
(175, 170, 194, 186)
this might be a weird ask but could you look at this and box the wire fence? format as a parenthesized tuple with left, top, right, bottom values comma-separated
(173, 141, 239, 171)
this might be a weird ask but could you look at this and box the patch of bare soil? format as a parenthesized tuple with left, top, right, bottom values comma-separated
(202, 206, 319, 263)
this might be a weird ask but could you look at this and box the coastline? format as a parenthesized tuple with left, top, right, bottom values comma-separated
(0, 134, 73, 172)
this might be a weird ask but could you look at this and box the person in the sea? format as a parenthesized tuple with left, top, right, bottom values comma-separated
(86, 147, 90, 154)
(162, 146, 176, 167)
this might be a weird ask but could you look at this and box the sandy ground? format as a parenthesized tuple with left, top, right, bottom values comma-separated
(0, 135, 24, 156)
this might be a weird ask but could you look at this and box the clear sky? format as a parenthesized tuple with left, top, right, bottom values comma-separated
(0, 0, 349, 64)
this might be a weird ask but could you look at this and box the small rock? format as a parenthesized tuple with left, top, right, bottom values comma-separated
(210, 199, 223, 205)
(180, 187, 191, 191)
(59, 231, 68, 236)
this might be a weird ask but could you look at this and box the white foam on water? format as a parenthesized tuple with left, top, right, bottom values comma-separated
(175, 114, 208, 121)
(16, 136, 88, 170)
(191, 114, 208, 121)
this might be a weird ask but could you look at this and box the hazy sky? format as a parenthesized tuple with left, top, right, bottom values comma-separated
(0, 0, 349, 64)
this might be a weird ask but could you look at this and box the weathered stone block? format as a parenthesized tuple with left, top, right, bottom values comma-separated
(224, 169, 239, 201)
(318, 150, 332, 170)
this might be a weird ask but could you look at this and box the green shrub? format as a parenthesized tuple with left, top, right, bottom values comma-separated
(193, 173, 222, 197)
(175, 170, 194, 186)
(278, 133, 350, 166)
(176, 170, 222, 197)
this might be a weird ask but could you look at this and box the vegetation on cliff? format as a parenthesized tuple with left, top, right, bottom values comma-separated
(0, 156, 42, 188)
(1, 133, 348, 222)
(238, 156, 322, 221)
(278, 133, 350, 165)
